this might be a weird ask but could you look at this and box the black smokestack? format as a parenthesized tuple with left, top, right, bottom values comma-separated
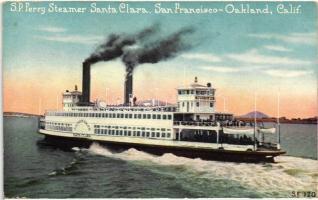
(82, 61, 91, 104)
(81, 24, 159, 104)
(124, 66, 133, 106)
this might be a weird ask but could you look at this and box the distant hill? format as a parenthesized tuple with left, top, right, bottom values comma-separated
(239, 111, 269, 119)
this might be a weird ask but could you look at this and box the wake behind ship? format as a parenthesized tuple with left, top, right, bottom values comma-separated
(38, 67, 285, 162)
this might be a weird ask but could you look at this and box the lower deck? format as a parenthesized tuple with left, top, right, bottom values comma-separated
(39, 129, 285, 163)
(39, 129, 260, 152)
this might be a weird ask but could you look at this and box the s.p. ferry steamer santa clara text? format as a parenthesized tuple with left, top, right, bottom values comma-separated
(38, 76, 285, 163)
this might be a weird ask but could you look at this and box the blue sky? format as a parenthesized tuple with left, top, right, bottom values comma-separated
(3, 1, 318, 117)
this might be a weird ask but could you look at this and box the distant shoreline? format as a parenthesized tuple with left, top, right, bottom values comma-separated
(236, 117, 317, 125)
(3, 112, 40, 118)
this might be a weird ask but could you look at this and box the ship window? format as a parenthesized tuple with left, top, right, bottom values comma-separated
(147, 114, 151, 119)
(162, 132, 166, 137)
(168, 115, 172, 120)
(98, 113, 102, 118)
(120, 130, 123, 135)
(151, 132, 155, 137)
(113, 113, 116, 118)
(196, 102, 199, 107)
(124, 131, 127, 136)
(136, 131, 140, 137)
(117, 113, 120, 118)
(133, 131, 136, 136)
(125, 114, 128, 118)
(190, 90, 194, 94)
(134, 114, 137, 118)
(138, 114, 142, 119)
(142, 132, 145, 137)
(146, 132, 149, 137)
(152, 114, 156, 119)
(163, 115, 167, 120)
(129, 114, 132, 118)
(156, 132, 160, 137)
(210, 102, 213, 107)
(128, 131, 131, 136)
(105, 113, 108, 118)
(157, 115, 161, 119)
(167, 133, 171, 138)
(143, 114, 147, 119)
(121, 114, 124, 118)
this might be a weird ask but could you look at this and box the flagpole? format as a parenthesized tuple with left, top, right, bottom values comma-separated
(254, 92, 257, 151)
(277, 90, 281, 150)
(38, 97, 42, 116)
(56, 95, 59, 110)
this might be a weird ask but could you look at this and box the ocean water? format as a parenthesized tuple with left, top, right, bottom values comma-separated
(3, 116, 318, 198)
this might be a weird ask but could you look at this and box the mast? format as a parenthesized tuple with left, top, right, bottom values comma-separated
(277, 90, 281, 150)
(253, 92, 257, 151)
(56, 95, 59, 110)
(38, 97, 42, 116)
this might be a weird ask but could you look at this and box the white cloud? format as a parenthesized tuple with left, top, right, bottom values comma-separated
(228, 49, 311, 66)
(264, 45, 291, 52)
(248, 32, 316, 45)
(264, 69, 313, 78)
(181, 53, 222, 62)
(201, 66, 240, 73)
(38, 26, 66, 33)
(35, 35, 103, 45)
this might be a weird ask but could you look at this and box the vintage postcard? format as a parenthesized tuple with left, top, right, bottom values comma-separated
(2, 1, 318, 198)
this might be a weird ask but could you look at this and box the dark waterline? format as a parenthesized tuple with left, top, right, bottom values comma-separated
(3, 117, 318, 198)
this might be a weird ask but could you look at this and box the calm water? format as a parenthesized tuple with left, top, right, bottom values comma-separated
(3, 117, 318, 198)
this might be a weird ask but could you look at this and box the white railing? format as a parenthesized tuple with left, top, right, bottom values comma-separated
(173, 121, 218, 127)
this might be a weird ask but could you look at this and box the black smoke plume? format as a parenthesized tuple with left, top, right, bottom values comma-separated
(122, 27, 195, 76)
(84, 23, 160, 64)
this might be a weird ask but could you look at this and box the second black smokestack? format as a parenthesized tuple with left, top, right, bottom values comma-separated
(124, 75, 133, 106)
(82, 61, 90, 104)
(124, 64, 134, 105)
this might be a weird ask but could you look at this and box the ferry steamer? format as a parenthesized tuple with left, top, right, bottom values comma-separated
(38, 76, 285, 162)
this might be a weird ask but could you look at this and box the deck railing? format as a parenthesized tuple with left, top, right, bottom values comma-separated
(173, 121, 218, 127)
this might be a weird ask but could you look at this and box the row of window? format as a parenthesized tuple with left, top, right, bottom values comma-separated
(179, 102, 214, 108)
(47, 112, 173, 120)
(94, 128, 171, 139)
(45, 122, 72, 132)
(94, 125, 171, 132)
(178, 90, 214, 95)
